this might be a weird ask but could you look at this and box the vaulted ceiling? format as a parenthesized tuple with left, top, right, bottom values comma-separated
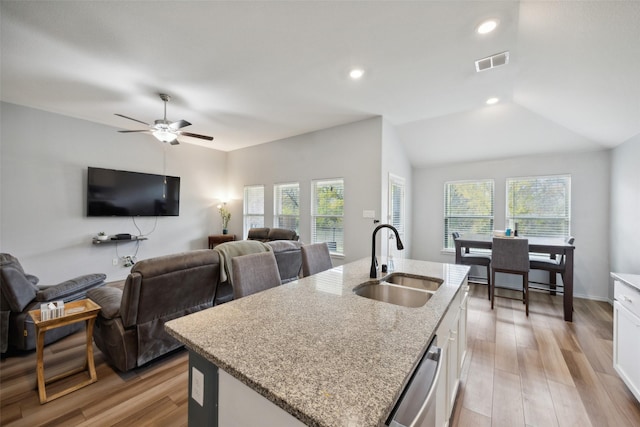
(2, 1, 639, 166)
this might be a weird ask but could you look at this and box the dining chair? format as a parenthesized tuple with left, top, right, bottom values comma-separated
(301, 243, 333, 277)
(491, 237, 530, 315)
(231, 251, 282, 299)
(452, 232, 491, 300)
(529, 236, 575, 295)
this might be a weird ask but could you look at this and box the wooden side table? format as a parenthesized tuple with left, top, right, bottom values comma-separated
(28, 299, 101, 404)
(208, 234, 236, 249)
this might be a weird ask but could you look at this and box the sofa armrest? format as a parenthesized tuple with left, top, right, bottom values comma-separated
(36, 273, 106, 302)
(87, 286, 122, 319)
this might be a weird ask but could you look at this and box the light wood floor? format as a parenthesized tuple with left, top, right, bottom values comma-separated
(1, 284, 639, 426)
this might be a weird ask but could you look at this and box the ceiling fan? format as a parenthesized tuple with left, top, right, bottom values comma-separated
(115, 94, 213, 145)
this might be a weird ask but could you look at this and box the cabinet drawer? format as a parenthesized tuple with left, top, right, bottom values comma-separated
(615, 280, 640, 318)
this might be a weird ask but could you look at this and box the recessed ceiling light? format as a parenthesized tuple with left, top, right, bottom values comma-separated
(477, 19, 498, 34)
(349, 68, 364, 80)
(486, 97, 499, 105)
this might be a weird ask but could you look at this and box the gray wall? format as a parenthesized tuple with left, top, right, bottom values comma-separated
(226, 117, 383, 264)
(412, 150, 611, 301)
(1, 102, 227, 284)
(610, 134, 640, 279)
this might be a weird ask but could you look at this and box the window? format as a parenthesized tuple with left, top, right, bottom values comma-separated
(389, 174, 406, 257)
(274, 182, 299, 233)
(506, 175, 571, 237)
(312, 178, 344, 255)
(243, 185, 264, 237)
(444, 180, 494, 249)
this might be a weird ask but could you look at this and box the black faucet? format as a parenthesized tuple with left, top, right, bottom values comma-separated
(370, 224, 404, 278)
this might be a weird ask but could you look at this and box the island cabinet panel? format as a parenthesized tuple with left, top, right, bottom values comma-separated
(435, 278, 468, 427)
(187, 352, 305, 427)
(612, 273, 640, 403)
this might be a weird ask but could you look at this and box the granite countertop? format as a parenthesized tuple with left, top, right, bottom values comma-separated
(611, 272, 640, 292)
(165, 257, 469, 427)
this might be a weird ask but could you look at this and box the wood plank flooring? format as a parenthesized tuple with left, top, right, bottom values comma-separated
(2, 284, 639, 426)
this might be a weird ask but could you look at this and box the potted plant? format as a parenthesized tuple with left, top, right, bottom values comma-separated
(96, 232, 109, 241)
(217, 204, 231, 234)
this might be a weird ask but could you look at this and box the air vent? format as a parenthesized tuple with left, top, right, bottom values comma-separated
(475, 51, 510, 72)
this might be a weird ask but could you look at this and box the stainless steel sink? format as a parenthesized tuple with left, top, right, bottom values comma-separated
(353, 281, 434, 308)
(384, 273, 443, 292)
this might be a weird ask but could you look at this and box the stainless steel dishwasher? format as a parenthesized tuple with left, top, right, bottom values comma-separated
(386, 336, 443, 427)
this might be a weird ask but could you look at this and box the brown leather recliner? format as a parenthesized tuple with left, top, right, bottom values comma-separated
(0, 253, 106, 354)
(87, 250, 220, 372)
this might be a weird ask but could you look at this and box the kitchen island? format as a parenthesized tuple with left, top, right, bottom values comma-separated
(165, 257, 469, 427)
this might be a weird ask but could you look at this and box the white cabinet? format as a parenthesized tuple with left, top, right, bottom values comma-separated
(613, 274, 640, 403)
(435, 279, 469, 427)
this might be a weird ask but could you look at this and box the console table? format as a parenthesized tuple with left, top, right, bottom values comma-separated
(208, 234, 235, 249)
(29, 299, 101, 403)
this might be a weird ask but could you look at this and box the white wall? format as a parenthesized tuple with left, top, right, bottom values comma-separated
(412, 150, 611, 300)
(226, 117, 383, 264)
(610, 134, 640, 278)
(0, 102, 227, 284)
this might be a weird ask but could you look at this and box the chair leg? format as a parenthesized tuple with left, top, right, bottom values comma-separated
(524, 272, 529, 316)
(486, 265, 491, 300)
(491, 269, 495, 310)
(550, 271, 557, 296)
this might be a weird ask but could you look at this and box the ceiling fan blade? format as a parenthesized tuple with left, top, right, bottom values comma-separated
(169, 119, 191, 130)
(170, 140, 180, 146)
(114, 113, 150, 126)
(118, 129, 150, 133)
(180, 131, 214, 141)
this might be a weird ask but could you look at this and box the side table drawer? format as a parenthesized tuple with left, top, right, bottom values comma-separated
(615, 280, 640, 318)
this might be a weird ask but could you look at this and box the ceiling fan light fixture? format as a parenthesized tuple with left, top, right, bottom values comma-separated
(486, 97, 499, 105)
(153, 130, 178, 143)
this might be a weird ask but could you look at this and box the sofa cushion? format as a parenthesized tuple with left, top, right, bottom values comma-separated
(36, 273, 106, 302)
(87, 286, 122, 319)
(0, 267, 38, 312)
(268, 228, 298, 241)
(247, 228, 270, 241)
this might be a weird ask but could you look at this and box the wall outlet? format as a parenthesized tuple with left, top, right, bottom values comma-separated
(191, 367, 204, 407)
(363, 209, 375, 218)
(112, 258, 118, 266)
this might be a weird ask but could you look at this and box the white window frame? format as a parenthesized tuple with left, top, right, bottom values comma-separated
(311, 178, 344, 256)
(388, 174, 406, 259)
(273, 182, 300, 233)
(243, 184, 264, 238)
(443, 179, 495, 250)
(506, 174, 571, 238)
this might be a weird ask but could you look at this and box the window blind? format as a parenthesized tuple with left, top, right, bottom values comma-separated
(444, 180, 494, 249)
(274, 182, 299, 232)
(243, 185, 264, 236)
(506, 175, 571, 237)
(312, 178, 344, 255)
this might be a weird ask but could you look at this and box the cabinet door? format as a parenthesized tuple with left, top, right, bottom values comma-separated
(613, 301, 640, 402)
(458, 284, 469, 375)
(446, 309, 460, 417)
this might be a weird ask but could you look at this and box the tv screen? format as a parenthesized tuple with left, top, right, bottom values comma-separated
(87, 167, 180, 217)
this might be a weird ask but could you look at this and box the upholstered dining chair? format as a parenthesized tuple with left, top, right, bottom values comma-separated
(300, 243, 333, 277)
(529, 236, 575, 295)
(452, 232, 492, 300)
(231, 251, 282, 299)
(491, 237, 530, 316)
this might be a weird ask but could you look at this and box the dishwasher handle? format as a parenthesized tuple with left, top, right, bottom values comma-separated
(390, 346, 443, 427)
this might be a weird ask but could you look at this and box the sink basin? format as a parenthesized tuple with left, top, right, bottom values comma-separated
(384, 273, 443, 292)
(353, 281, 434, 308)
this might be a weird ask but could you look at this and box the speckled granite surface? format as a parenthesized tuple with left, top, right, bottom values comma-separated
(165, 257, 469, 427)
(611, 272, 640, 292)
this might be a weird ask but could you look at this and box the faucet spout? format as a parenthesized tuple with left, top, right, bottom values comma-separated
(370, 224, 404, 278)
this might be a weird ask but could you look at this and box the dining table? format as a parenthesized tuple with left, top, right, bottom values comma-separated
(454, 234, 575, 321)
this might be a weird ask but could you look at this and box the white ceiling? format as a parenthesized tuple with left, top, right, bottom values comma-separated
(1, 1, 639, 166)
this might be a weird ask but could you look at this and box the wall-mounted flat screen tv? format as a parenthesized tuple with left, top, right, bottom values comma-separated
(87, 167, 180, 216)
